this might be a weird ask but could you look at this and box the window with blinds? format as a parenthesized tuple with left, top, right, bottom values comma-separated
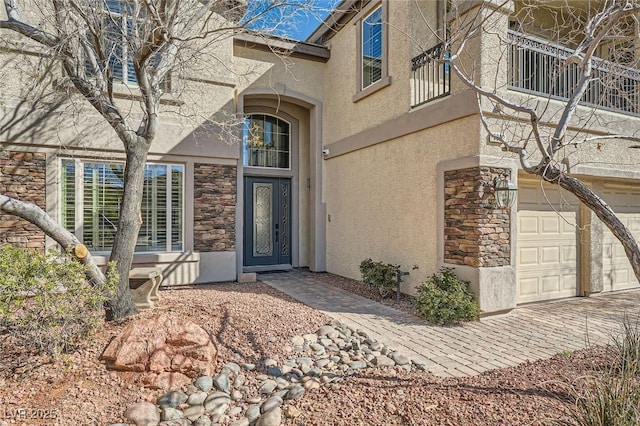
(362, 6, 383, 89)
(104, 0, 137, 85)
(61, 159, 184, 253)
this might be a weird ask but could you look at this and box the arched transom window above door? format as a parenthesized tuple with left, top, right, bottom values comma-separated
(243, 114, 291, 169)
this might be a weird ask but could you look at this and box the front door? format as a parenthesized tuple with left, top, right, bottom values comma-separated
(243, 177, 292, 267)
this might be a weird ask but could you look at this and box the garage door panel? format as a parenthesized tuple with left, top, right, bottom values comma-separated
(517, 182, 578, 304)
(518, 247, 539, 265)
(563, 274, 577, 291)
(519, 216, 539, 236)
(519, 277, 539, 297)
(541, 216, 560, 234)
(541, 247, 561, 264)
(601, 186, 640, 293)
(517, 199, 577, 303)
(541, 276, 560, 294)
(563, 245, 576, 262)
(629, 217, 640, 232)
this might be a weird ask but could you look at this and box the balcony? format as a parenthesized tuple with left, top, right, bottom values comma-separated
(508, 30, 640, 116)
(411, 43, 451, 108)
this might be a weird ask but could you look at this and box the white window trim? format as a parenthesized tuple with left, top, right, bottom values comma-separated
(353, 0, 391, 103)
(59, 158, 185, 254)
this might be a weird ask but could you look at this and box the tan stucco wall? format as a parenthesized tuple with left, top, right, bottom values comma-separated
(322, 1, 413, 144)
(233, 46, 326, 104)
(324, 114, 481, 293)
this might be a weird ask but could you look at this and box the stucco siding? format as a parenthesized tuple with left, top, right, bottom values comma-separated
(324, 115, 480, 293)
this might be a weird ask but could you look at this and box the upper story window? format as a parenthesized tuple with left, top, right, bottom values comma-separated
(104, 0, 138, 85)
(61, 159, 184, 253)
(354, 1, 390, 102)
(243, 114, 291, 169)
(362, 6, 383, 89)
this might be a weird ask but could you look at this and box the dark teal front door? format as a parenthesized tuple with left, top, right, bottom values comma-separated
(243, 177, 292, 267)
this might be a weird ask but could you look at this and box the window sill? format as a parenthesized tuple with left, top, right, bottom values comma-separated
(92, 251, 200, 266)
(352, 75, 392, 103)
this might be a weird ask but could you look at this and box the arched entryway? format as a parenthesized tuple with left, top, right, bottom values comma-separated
(237, 90, 325, 274)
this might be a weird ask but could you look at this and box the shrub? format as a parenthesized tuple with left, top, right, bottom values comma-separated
(557, 315, 640, 426)
(562, 371, 640, 426)
(612, 314, 640, 374)
(0, 245, 117, 359)
(359, 258, 400, 298)
(415, 268, 480, 325)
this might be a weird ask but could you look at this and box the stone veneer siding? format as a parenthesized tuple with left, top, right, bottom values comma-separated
(193, 164, 236, 252)
(0, 151, 46, 250)
(444, 167, 511, 267)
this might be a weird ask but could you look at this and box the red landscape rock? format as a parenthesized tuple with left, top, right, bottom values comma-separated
(101, 313, 217, 389)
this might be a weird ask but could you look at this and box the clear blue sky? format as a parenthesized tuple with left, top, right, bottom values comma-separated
(246, 0, 340, 42)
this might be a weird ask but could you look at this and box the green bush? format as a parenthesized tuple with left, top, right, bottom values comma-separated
(0, 245, 116, 358)
(359, 258, 400, 298)
(415, 268, 480, 325)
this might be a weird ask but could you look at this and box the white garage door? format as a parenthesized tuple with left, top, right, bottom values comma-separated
(517, 182, 578, 304)
(602, 187, 640, 293)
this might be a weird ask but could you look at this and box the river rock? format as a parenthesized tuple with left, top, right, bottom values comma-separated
(162, 407, 184, 421)
(245, 405, 261, 423)
(158, 391, 188, 408)
(285, 385, 305, 400)
(390, 352, 410, 366)
(259, 379, 277, 394)
(195, 376, 213, 392)
(124, 402, 161, 426)
(261, 396, 283, 414)
(349, 360, 367, 370)
(187, 391, 208, 406)
(316, 325, 335, 336)
(256, 407, 282, 426)
(213, 373, 230, 393)
(182, 405, 204, 421)
(374, 355, 396, 367)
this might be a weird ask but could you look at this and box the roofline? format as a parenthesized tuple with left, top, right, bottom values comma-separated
(306, 0, 364, 45)
(233, 33, 330, 62)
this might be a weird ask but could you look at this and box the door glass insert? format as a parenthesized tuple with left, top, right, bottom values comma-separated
(253, 182, 273, 256)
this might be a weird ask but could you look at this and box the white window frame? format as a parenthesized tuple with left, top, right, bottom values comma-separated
(59, 158, 185, 254)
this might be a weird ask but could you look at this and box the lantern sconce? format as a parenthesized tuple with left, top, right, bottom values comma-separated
(482, 174, 518, 208)
(492, 175, 518, 208)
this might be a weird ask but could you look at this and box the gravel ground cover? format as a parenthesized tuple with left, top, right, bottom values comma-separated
(0, 281, 600, 425)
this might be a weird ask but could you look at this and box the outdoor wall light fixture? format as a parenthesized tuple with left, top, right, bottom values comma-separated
(493, 176, 518, 208)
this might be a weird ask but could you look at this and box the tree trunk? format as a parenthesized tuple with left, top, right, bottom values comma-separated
(0, 193, 106, 286)
(541, 168, 640, 286)
(104, 142, 149, 320)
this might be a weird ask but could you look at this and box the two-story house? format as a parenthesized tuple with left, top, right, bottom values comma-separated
(2, 0, 639, 314)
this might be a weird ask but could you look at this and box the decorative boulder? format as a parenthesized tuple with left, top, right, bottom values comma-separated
(101, 313, 217, 389)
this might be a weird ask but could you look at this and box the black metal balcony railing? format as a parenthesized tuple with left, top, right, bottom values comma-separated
(508, 30, 640, 116)
(411, 43, 451, 107)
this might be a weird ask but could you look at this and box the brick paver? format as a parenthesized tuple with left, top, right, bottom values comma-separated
(259, 270, 640, 377)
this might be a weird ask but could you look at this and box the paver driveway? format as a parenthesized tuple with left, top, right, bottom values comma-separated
(259, 270, 640, 378)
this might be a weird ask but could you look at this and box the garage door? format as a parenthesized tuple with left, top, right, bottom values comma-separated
(517, 182, 578, 304)
(602, 187, 640, 292)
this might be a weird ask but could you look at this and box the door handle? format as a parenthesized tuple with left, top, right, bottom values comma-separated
(275, 223, 279, 243)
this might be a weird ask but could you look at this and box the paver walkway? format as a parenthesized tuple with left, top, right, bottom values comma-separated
(259, 270, 640, 378)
